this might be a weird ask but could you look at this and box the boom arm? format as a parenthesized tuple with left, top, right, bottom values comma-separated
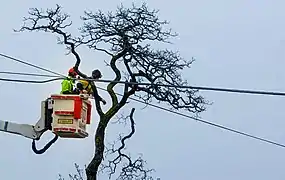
(0, 95, 90, 154)
(0, 100, 50, 140)
(0, 99, 58, 154)
(0, 120, 39, 140)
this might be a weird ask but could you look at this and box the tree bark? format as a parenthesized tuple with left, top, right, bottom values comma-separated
(85, 116, 107, 180)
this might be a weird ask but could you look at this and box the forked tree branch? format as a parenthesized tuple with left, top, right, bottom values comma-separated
(101, 108, 155, 180)
(15, 4, 104, 116)
(17, 3, 209, 180)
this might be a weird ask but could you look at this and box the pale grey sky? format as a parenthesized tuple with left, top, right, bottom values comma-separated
(1, 0, 285, 180)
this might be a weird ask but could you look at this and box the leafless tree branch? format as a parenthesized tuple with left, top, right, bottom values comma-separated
(58, 163, 85, 180)
(78, 2, 209, 115)
(15, 4, 105, 117)
(17, 3, 209, 180)
(101, 108, 155, 180)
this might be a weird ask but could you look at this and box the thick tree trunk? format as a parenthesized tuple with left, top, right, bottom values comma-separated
(86, 117, 107, 180)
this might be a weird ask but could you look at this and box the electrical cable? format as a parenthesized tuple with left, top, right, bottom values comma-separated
(83, 78, 285, 97)
(95, 86, 285, 148)
(0, 77, 62, 84)
(1, 71, 283, 148)
(0, 53, 65, 77)
(1, 53, 285, 148)
(0, 71, 60, 78)
(1, 52, 285, 97)
(1, 70, 285, 98)
(32, 134, 59, 154)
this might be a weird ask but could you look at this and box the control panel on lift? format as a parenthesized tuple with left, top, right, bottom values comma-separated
(45, 94, 92, 138)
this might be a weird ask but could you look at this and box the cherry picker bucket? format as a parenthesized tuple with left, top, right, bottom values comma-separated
(50, 94, 92, 138)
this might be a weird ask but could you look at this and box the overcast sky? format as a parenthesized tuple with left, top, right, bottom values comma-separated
(1, 0, 285, 180)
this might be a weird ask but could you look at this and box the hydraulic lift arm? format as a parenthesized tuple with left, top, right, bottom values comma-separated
(0, 94, 92, 154)
(0, 99, 58, 154)
(0, 119, 45, 140)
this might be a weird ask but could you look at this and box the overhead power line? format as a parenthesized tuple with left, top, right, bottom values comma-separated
(0, 53, 284, 148)
(95, 87, 285, 148)
(0, 73, 284, 148)
(85, 78, 285, 97)
(1, 71, 285, 98)
(1, 52, 285, 97)
(0, 71, 60, 78)
(0, 53, 65, 77)
(0, 77, 62, 84)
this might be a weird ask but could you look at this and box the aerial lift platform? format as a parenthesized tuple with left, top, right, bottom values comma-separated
(0, 94, 92, 154)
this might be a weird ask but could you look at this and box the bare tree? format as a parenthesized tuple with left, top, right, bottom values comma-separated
(16, 3, 209, 180)
(59, 163, 85, 180)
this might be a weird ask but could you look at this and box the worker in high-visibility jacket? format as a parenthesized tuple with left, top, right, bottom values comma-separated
(60, 67, 78, 94)
(79, 69, 106, 104)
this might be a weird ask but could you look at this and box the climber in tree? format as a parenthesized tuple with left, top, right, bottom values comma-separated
(79, 69, 106, 105)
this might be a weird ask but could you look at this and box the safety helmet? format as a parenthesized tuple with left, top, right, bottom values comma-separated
(92, 69, 102, 78)
(68, 67, 78, 75)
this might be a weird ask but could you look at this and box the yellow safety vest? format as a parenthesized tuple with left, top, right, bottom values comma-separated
(79, 79, 93, 94)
